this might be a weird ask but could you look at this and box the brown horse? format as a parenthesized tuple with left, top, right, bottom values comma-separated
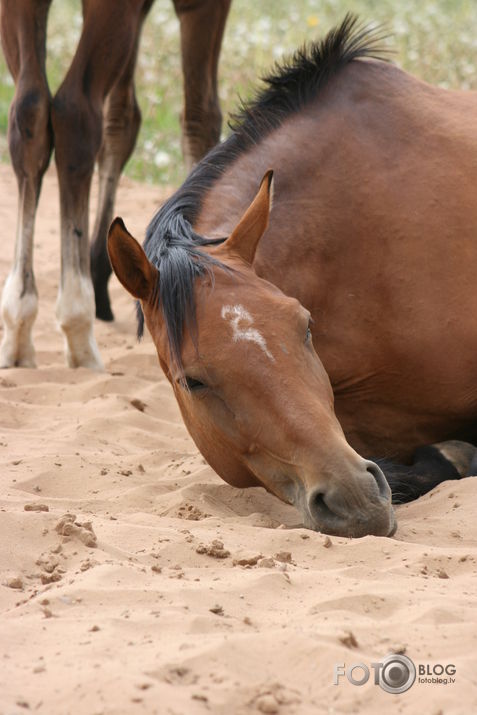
(108, 15, 477, 537)
(0, 0, 231, 369)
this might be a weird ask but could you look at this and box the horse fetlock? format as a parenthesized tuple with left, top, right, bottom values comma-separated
(0, 271, 38, 368)
(56, 273, 103, 370)
(61, 323, 104, 370)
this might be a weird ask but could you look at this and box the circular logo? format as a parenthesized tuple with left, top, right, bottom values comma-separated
(378, 654, 416, 694)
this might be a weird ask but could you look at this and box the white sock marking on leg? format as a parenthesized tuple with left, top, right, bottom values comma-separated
(0, 270, 38, 368)
(56, 270, 103, 370)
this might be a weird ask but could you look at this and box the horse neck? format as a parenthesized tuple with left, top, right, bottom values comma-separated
(193, 121, 306, 239)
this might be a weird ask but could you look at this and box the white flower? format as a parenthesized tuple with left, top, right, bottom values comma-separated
(154, 151, 171, 168)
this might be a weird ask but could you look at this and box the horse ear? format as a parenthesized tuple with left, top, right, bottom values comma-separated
(107, 218, 158, 301)
(225, 169, 274, 264)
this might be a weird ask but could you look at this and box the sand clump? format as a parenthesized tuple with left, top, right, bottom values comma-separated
(196, 539, 230, 558)
(24, 503, 49, 512)
(3, 575, 23, 590)
(55, 514, 97, 547)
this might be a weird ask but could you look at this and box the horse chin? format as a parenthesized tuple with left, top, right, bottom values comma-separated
(301, 511, 397, 538)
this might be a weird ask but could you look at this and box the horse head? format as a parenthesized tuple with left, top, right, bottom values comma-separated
(108, 171, 396, 537)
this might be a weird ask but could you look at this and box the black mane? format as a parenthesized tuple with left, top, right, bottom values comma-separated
(139, 14, 389, 369)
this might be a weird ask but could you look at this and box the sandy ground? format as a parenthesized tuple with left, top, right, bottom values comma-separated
(0, 163, 476, 715)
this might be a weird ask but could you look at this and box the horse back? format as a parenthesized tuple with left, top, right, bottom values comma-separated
(195, 59, 477, 457)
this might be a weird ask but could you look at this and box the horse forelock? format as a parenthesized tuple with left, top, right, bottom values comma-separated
(137, 211, 227, 371)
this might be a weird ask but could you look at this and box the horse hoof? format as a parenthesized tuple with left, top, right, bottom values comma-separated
(93, 289, 114, 322)
(0, 343, 36, 369)
(95, 305, 114, 322)
(66, 351, 104, 371)
(432, 440, 477, 477)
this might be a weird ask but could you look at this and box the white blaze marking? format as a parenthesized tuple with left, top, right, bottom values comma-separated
(221, 304, 274, 361)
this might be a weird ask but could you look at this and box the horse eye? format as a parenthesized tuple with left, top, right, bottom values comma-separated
(184, 376, 207, 392)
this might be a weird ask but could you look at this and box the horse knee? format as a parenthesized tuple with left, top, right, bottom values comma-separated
(101, 87, 141, 165)
(181, 102, 222, 166)
(51, 86, 102, 183)
(9, 83, 52, 179)
(13, 86, 48, 137)
(121, 91, 141, 151)
(427, 440, 477, 477)
(123, 93, 141, 154)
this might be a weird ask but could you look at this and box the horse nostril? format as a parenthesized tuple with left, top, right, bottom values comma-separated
(365, 460, 391, 500)
(308, 490, 337, 521)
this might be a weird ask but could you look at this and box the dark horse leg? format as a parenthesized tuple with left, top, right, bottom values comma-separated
(90, 0, 153, 322)
(377, 440, 476, 504)
(91, 0, 231, 321)
(51, 0, 151, 367)
(173, 0, 231, 168)
(0, 0, 53, 367)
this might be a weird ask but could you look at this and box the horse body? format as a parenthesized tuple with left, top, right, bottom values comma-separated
(108, 17, 477, 536)
(195, 60, 477, 461)
(0, 0, 230, 369)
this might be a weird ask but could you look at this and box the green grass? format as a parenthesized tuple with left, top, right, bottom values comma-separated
(0, 0, 476, 185)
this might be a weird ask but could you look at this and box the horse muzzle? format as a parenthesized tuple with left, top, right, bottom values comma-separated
(300, 459, 396, 537)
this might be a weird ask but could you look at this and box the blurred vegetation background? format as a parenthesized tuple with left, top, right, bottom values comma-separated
(0, 0, 476, 187)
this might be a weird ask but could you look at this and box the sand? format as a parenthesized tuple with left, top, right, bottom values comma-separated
(0, 163, 476, 715)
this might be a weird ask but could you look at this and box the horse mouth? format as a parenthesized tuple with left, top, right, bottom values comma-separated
(301, 494, 397, 538)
